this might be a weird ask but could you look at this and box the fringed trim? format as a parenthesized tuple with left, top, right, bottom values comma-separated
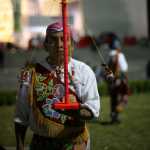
(72, 126, 89, 144)
(31, 97, 89, 142)
(32, 100, 89, 143)
(32, 100, 65, 137)
(28, 68, 36, 106)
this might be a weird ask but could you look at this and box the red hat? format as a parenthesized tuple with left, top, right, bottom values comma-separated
(45, 22, 79, 42)
(46, 22, 63, 34)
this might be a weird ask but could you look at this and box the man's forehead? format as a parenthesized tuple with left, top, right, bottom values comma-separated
(47, 31, 63, 37)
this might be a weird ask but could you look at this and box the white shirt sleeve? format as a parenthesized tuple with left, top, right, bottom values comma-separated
(14, 70, 31, 126)
(109, 50, 128, 72)
(80, 64, 100, 118)
(119, 53, 128, 72)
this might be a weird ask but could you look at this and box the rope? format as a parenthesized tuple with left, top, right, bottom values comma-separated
(84, 23, 106, 66)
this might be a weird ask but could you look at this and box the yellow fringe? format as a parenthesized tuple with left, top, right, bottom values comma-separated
(28, 68, 36, 106)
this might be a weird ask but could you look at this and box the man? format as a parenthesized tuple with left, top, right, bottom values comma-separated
(14, 22, 100, 150)
(107, 39, 128, 124)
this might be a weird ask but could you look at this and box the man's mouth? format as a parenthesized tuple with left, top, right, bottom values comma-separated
(58, 50, 64, 54)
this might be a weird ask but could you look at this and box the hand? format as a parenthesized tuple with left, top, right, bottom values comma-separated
(57, 107, 93, 120)
(79, 107, 93, 120)
(102, 64, 114, 83)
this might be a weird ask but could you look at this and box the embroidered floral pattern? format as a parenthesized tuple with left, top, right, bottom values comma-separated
(34, 73, 70, 124)
(35, 73, 54, 102)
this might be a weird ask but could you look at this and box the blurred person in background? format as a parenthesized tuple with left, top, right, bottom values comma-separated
(106, 38, 129, 124)
(14, 22, 100, 150)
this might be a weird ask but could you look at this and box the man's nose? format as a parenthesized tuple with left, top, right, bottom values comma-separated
(57, 38, 63, 47)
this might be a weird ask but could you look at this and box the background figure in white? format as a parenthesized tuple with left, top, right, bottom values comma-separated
(107, 38, 129, 124)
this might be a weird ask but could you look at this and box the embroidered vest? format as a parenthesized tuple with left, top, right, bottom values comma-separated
(26, 63, 89, 143)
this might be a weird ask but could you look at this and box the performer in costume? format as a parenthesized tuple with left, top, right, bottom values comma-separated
(14, 22, 100, 150)
(107, 39, 128, 124)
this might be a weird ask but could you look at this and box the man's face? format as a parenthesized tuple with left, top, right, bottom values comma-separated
(45, 31, 65, 66)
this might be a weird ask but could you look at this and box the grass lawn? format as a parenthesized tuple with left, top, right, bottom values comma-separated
(0, 93, 150, 150)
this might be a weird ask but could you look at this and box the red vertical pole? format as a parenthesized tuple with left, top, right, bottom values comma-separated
(62, 0, 69, 104)
(53, 0, 79, 109)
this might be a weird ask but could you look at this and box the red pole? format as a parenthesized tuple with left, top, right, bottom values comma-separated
(62, 0, 69, 104)
(52, 0, 79, 109)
